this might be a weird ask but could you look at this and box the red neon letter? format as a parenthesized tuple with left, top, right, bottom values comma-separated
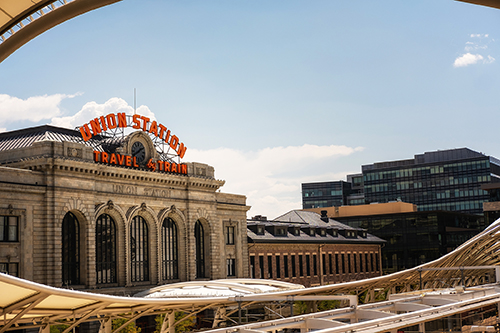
(109, 153, 117, 165)
(169, 135, 179, 150)
(125, 155, 132, 167)
(177, 142, 187, 159)
(99, 116, 107, 131)
(180, 164, 187, 174)
(149, 121, 158, 136)
(140, 116, 150, 131)
(80, 124, 92, 141)
(164, 130, 170, 144)
(102, 152, 109, 163)
(133, 157, 139, 167)
(93, 151, 100, 162)
(106, 113, 117, 129)
(158, 124, 167, 140)
(117, 112, 127, 128)
(132, 114, 141, 129)
(116, 154, 124, 165)
(90, 118, 102, 135)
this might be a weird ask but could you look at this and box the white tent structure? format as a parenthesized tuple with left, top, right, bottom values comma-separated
(2, 219, 500, 332)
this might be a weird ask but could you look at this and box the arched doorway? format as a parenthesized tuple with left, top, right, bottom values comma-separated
(161, 217, 178, 280)
(130, 216, 149, 282)
(96, 214, 117, 284)
(195, 220, 205, 279)
(62, 212, 79, 285)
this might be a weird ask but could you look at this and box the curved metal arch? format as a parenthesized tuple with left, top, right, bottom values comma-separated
(0, 0, 121, 63)
(457, 0, 500, 9)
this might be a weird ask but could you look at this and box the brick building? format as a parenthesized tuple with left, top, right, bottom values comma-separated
(0, 116, 249, 295)
(247, 210, 384, 287)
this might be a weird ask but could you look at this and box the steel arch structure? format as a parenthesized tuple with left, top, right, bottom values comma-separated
(0, 0, 121, 63)
(0, 0, 499, 65)
(2, 219, 500, 332)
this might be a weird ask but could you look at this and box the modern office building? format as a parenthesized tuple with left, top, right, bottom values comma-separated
(481, 183, 500, 226)
(302, 148, 500, 215)
(305, 202, 483, 274)
(0, 114, 250, 295)
(247, 210, 384, 287)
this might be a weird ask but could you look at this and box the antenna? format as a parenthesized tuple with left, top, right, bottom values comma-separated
(134, 88, 136, 114)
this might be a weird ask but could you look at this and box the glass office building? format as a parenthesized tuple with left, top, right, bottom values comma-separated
(335, 210, 482, 274)
(302, 181, 354, 209)
(302, 148, 500, 215)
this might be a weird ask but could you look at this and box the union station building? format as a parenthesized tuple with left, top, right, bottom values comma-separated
(0, 114, 250, 295)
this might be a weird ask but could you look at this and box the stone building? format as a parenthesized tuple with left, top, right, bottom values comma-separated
(0, 117, 249, 295)
(247, 210, 385, 287)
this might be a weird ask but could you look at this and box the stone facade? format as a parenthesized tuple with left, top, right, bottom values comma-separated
(0, 127, 249, 295)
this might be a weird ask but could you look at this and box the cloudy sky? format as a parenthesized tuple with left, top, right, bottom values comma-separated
(1, 0, 499, 218)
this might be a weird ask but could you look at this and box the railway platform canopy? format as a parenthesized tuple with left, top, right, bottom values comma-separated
(2, 217, 500, 332)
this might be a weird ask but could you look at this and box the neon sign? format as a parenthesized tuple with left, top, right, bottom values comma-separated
(78, 112, 187, 158)
(93, 151, 188, 175)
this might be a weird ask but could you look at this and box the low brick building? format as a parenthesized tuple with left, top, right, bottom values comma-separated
(0, 116, 249, 295)
(247, 210, 385, 287)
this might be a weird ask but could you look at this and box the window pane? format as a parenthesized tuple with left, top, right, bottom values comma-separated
(0, 217, 4, 241)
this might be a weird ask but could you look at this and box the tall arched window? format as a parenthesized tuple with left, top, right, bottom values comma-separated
(162, 217, 178, 280)
(96, 214, 117, 284)
(130, 216, 149, 282)
(195, 220, 205, 278)
(62, 212, 79, 285)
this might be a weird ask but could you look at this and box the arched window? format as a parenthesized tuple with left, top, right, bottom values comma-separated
(162, 217, 178, 280)
(130, 216, 149, 282)
(62, 212, 79, 285)
(96, 214, 117, 284)
(195, 220, 205, 278)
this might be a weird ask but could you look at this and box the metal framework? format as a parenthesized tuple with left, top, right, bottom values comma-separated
(74, 114, 184, 164)
(1, 219, 500, 331)
(0, 0, 122, 63)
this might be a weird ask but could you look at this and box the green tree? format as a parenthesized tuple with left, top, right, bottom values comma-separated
(154, 312, 195, 333)
(50, 324, 69, 333)
(112, 318, 141, 333)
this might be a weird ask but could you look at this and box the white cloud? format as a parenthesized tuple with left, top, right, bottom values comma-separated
(0, 93, 79, 125)
(453, 53, 484, 67)
(485, 55, 496, 64)
(470, 34, 488, 38)
(50, 97, 156, 129)
(455, 34, 495, 67)
(186, 144, 364, 219)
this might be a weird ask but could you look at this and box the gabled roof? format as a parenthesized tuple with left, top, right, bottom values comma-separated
(248, 210, 385, 244)
(0, 124, 108, 151)
(273, 210, 357, 230)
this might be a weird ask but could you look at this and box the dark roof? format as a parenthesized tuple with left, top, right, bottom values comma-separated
(363, 148, 495, 171)
(0, 125, 108, 151)
(247, 210, 385, 244)
(273, 210, 357, 230)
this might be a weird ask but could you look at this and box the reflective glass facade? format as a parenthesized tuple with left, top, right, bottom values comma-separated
(302, 181, 358, 209)
(302, 148, 500, 215)
(336, 211, 482, 274)
(364, 158, 493, 215)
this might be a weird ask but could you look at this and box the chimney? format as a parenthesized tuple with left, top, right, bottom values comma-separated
(320, 210, 329, 222)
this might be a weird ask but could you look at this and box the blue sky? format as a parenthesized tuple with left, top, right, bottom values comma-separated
(1, 0, 499, 218)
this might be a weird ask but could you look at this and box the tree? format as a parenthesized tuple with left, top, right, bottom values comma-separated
(154, 312, 195, 333)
